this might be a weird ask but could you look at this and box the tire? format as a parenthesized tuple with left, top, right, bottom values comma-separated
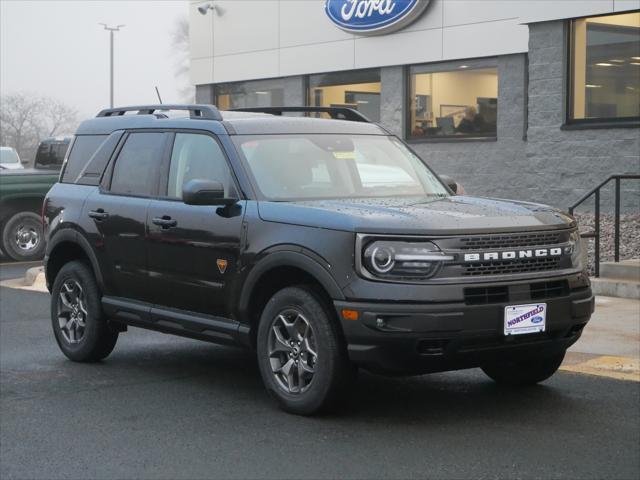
(256, 286, 353, 415)
(50, 260, 118, 362)
(482, 350, 566, 386)
(1, 211, 46, 261)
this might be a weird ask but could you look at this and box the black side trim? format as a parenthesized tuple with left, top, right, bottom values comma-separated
(102, 296, 241, 346)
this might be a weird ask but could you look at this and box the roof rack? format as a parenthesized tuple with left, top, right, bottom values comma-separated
(229, 106, 371, 123)
(96, 104, 223, 121)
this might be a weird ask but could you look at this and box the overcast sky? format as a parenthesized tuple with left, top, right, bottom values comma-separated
(1, 0, 189, 120)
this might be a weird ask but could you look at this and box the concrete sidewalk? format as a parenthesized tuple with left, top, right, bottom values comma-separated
(563, 296, 640, 381)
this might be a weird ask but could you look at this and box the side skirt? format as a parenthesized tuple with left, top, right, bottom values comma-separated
(102, 296, 242, 347)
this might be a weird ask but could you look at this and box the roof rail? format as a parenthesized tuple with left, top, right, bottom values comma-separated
(229, 106, 371, 123)
(96, 104, 223, 121)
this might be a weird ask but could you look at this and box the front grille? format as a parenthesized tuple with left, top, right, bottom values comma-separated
(462, 257, 562, 276)
(458, 232, 563, 250)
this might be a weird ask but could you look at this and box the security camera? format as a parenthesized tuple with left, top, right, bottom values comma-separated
(198, 3, 215, 15)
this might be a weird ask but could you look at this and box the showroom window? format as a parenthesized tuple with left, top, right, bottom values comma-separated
(308, 69, 381, 122)
(569, 11, 640, 124)
(215, 78, 284, 110)
(408, 63, 498, 140)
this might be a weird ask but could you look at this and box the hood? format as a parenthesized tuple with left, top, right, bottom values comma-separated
(257, 195, 576, 235)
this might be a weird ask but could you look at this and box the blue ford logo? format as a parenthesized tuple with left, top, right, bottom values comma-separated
(325, 0, 431, 35)
(531, 316, 544, 324)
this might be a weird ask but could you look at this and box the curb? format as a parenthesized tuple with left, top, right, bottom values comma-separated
(24, 266, 45, 286)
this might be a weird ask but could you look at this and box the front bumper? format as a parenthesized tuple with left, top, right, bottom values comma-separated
(334, 282, 594, 375)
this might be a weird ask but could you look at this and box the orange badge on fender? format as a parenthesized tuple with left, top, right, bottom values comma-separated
(216, 259, 228, 274)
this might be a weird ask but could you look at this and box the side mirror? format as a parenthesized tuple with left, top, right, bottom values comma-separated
(440, 174, 458, 194)
(182, 179, 237, 206)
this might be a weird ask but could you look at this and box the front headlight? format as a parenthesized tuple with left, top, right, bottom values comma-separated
(362, 240, 453, 280)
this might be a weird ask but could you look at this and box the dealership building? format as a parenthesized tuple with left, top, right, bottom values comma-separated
(189, 0, 640, 209)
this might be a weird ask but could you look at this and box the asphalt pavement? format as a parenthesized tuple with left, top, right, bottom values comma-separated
(1, 261, 639, 480)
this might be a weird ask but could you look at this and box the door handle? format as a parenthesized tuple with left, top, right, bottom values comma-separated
(88, 209, 109, 221)
(152, 216, 177, 229)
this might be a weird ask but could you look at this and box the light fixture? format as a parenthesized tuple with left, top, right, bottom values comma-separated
(609, 59, 625, 63)
(254, 91, 269, 95)
(585, 84, 601, 88)
(595, 62, 613, 67)
(631, 57, 640, 60)
(198, 2, 216, 15)
(631, 62, 640, 66)
(459, 65, 469, 69)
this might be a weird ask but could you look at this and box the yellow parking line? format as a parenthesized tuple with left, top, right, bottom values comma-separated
(561, 355, 640, 382)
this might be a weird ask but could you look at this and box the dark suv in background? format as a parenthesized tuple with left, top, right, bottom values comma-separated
(44, 105, 593, 415)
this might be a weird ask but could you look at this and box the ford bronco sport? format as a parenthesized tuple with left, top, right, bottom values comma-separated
(44, 104, 594, 415)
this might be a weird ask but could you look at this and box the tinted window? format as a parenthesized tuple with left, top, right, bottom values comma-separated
(61, 135, 108, 182)
(110, 132, 166, 196)
(408, 66, 498, 140)
(167, 133, 231, 198)
(35, 142, 69, 170)
(570, 12, 640, 121)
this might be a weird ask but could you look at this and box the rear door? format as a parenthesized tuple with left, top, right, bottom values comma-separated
(146, 131, 245, 318)
(82, 131, 169, 302)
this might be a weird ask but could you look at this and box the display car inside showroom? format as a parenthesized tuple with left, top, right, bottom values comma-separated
(190, 0, 639, 210)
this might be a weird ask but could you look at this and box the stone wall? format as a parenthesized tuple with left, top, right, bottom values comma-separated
(526, 20, 639, 213)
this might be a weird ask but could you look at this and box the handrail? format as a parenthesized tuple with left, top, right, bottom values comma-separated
(96, 104, 223, 121)
(568, 174, 640, 277)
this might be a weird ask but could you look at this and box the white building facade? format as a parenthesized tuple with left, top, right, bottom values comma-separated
(189, 0, 640, 209)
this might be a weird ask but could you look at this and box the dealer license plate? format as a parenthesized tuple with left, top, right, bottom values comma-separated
(504, 303, 546, 336)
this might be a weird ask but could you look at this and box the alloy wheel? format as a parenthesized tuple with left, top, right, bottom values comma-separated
(268, 309, 318, 394)
(57, 280, 88, 344)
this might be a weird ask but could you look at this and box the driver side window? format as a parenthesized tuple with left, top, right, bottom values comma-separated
(167, 133, 231, 199)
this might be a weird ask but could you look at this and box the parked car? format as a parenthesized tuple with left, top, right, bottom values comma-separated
(0, 138, 71, 260)
(43, 105, 593, 415)
(0, 147, 24, 170)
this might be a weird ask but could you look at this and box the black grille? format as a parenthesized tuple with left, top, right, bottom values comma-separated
(458, 232, 563, 250)
(464, 286, 509, 305)
(462, 257, 562, 276)
(530, 280, 569, 300)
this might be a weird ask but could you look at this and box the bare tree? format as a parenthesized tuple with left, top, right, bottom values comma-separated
(172, 15, 195, 103)
(0, 93, 78, 166)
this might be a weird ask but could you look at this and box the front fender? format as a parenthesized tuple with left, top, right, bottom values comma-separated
(237, 248, 345, 320)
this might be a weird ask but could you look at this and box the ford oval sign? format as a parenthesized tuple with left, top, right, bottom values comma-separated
(325, 0, 431, 35)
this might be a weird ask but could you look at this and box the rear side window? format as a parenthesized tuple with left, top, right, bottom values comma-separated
(61, 135, 108, 183)
(35, 142, 69, 170)
(110, 132, 166, 196)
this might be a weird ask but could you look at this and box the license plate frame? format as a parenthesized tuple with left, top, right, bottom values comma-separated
(504, 303, 546, 336)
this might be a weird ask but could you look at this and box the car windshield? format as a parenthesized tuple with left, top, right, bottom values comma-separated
(0, 148, 20, 164)
(233, 134, 449, 201)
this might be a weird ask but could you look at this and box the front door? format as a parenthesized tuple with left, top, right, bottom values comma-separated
(146, 132, 245, 318)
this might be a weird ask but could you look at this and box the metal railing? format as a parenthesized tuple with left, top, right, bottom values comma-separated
(568, 174, 640, 277)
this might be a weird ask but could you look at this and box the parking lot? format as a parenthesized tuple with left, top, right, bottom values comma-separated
(1, 260, 638, 480)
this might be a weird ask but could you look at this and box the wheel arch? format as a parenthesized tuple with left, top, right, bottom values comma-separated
(238, 250, 345, 348)
(45, 230, 104, 293)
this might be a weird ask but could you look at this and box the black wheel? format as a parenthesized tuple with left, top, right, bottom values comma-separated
(50, 261, 118, 362)
(1, 211, 46, 261)
(256, 286, 353, 415)
(481, 350, 566, 386)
